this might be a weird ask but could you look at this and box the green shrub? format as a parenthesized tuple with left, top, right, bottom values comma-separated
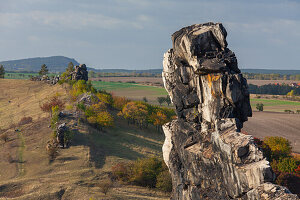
(51, 106, 60, 130)
(76, 102, 86, 111)
(156, 170, 172, 192)
(112, 162, 132, 182)
(130, 157, 163, 188)
(111, 157, 172, 191)
(256, 103, 264, 111)
(277, 157, 299, 173)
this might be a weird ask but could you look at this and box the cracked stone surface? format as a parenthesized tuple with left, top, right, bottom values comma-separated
(162, 22, 298, 200)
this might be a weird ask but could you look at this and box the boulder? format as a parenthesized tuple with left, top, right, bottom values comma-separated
(162, 22, 298, 199)
(77, 93, 99, 107)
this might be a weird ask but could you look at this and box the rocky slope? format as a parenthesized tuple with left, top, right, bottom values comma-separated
(162, 22, 298, 199)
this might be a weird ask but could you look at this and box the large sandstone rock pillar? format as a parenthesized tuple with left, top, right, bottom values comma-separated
(162, 22, 298, 200)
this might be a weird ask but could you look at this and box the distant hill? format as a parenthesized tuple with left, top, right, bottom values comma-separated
(1, 56, 298, 75)
(0, 56, 79, 72)
(241, 69, 300, 75)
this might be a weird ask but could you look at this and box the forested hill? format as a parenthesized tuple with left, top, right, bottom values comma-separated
(0, 56, 79, 72)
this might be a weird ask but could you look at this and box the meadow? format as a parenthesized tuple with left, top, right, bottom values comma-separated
(92, 81, 168, 104)
(251, 98, 300, 112)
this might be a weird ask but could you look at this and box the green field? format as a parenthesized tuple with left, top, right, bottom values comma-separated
(92, 81, 167, 95)
(4, 72, 58, 79)
(92, 81, 168, 104)
(250, 98, 300, 112)
(251, 98, 300, 106)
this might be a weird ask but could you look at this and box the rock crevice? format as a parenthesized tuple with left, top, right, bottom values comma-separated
(162, 22, 298, 200)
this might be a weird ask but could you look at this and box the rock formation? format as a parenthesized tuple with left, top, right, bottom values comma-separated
(72, 64, 88, 81)
(56, 123, 68, 148)
(162, 22, 298, 199)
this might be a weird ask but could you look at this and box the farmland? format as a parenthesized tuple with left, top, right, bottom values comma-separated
(92, 76, 300, 86)
(4, 72, 58, 79)
(91, 80, 300, 112)
(251, 98, 300, 112)
(92, 81, 168, 104)
(243, 111, 300, 153)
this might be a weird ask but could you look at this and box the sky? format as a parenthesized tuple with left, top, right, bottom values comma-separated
(0, 0, 300, 70)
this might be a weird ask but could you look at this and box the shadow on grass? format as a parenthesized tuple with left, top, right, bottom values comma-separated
(70, 120, 164, 169)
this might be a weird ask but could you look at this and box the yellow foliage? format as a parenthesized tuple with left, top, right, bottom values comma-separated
(96, 93, 113, 105)
(120, 102, 148, 123)
(96, 111, 114, 127)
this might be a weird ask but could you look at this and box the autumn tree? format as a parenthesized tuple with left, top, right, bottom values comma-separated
(39, 64, 49, 76)
(150, 111, 168, 132)
(85, 101, 113, 130)
(119, 102, 148, 128)
(0, 65, 5, 78)
(263, 136, 292, 161)
(287, 90, 295, 97)
(112, 95, 130, 110)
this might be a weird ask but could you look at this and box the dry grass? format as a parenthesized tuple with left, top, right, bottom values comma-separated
(97, 179, 114, 195)
(0, 79, 169, 200)
(0, 79, 67, 129)
(0, 132, 9, 143)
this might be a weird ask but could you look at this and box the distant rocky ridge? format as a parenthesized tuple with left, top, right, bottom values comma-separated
(162, 22, 298, 199)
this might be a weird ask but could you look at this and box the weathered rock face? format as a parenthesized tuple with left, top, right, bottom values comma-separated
(162, 22, 298, 200)
(72, 64, 88, 81)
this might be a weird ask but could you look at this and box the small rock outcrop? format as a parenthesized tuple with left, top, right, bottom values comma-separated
(162, 22, 298, 199)
(71, 64, 88, 81)
(56, 123, 69, 148)
(77, 93, 99, 107)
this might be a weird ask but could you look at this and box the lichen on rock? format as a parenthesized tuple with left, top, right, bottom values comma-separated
(162, 22, 298, 200)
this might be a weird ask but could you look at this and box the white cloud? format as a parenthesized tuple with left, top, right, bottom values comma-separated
(0, 11, 149, 30)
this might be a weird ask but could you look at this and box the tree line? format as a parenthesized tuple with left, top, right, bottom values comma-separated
(244, 73, 300, 81)
(248, 84, 300, 95)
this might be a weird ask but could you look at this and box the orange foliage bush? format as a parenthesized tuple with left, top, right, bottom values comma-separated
(40, 96, 65, 114)
(112, 95, 130, 110)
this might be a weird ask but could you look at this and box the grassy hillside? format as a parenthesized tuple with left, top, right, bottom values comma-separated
(0, 79, 169, 199)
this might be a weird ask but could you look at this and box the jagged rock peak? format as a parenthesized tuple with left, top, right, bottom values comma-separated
(162, 22, 298, 200)
(72, 64, 88, 81)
